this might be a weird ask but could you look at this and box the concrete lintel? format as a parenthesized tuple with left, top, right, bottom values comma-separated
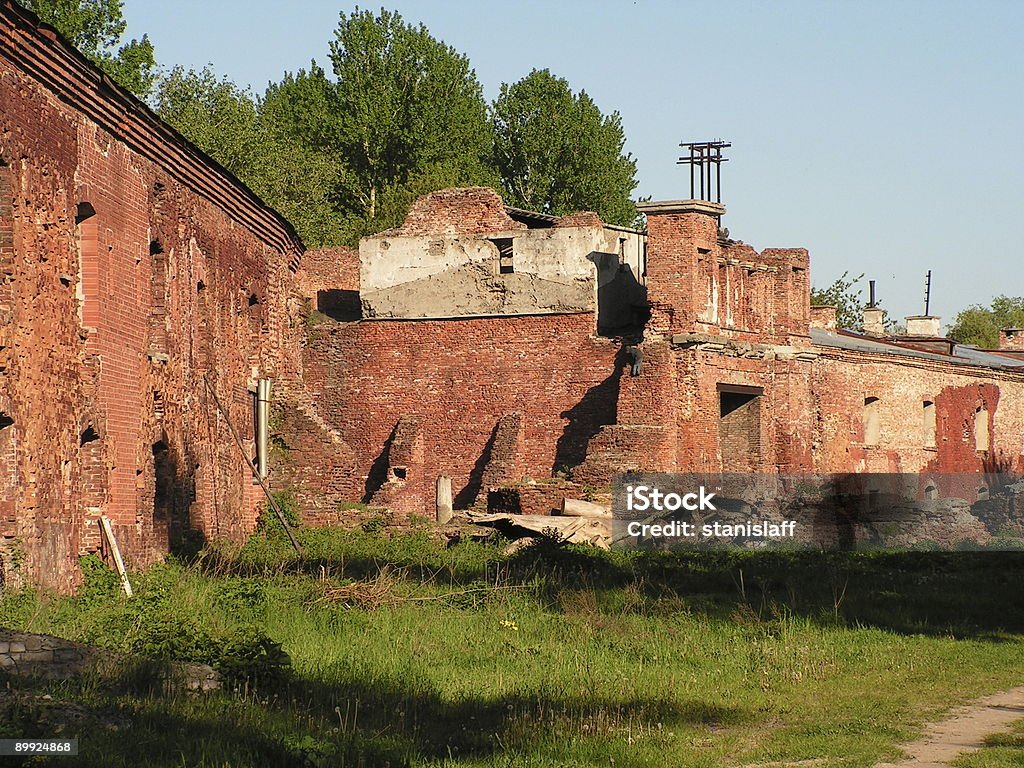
(636, 199, 726, 217)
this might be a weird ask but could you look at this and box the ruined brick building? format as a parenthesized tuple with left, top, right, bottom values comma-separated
(0, 1, 333, 589)
(2, 2, 1023, 589)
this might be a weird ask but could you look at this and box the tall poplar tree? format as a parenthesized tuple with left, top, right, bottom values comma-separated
(492, 68, 639, 227)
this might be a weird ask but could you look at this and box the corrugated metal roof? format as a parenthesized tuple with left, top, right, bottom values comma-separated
(809, 329, 1024, 370)
(953, 345, 1024, 368)
(505, 206, 558, 228)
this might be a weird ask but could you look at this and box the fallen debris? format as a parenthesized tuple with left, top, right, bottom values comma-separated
(467, 510, 611, 549)
(561, 498, 612, 518)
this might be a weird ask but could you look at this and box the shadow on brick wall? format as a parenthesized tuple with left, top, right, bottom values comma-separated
(553, 352, 624, 475)
(316, 289, 361, 322)
(453, 420, 501, 510)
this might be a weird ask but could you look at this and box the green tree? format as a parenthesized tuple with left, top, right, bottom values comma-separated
(947, 296, 1024, 348)
(22, 0, 156, 97)
(328, 8, 495, 234)
(155, 67, 260, 179)
(811, 271, 867, 331)
(492, 68, 639, 227)
(258, 65, 351, 247)
(258, 9, 497, 246)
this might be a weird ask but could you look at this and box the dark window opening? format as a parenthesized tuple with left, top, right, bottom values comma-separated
(149, 239, 163, 256)
(75, 202, 96, 225)
(80, 425, 100, 445)
(975, 407, 990, 452)
(392, 466, 407, 480)
(718, 384, 762, 471)
(923, 400, 936, 447)
(76, 203, 98, 329)
(196, 280, 205, 293)
(493, 238, 514, 274)
(0, 413, 12, 430)
(248, 293, 259, 307)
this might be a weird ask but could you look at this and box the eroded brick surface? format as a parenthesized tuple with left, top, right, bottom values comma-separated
(379, 187, 526, 237)
(5, 0, 1024, 587)
(0, 5, 305, 590)
(300, 314, 620, 520)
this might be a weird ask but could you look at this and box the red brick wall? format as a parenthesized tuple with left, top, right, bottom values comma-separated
(378, 187, 526, 237)
(297, 246, 359, 294)
(0, 25, 303, 590)
(296, 246, 360, 320)
(643, 209, 810, 344)
(812, 350, 1024, 476)
(644, 211, 716, 336)
(999, 329, 1024, 351)
(299, 313, 620, 519)
(556, 212, 604, 228)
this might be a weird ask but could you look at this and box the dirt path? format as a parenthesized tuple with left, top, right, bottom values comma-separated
(875, 686, 1024, 767)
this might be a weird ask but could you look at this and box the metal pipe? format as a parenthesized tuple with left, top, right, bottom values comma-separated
(690, 145, 695, 198)
(203, 376, 301, 554)
(256, 378, 271, 480)
(699, 147, 705, 199)
(869, 280, 876, 308)
(716, 146, 722, 203)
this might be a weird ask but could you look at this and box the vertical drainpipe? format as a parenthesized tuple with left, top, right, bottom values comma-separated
(256, 378, 272, 480)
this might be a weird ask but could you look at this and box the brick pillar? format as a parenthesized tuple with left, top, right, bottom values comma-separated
(637, 200, 725, 338)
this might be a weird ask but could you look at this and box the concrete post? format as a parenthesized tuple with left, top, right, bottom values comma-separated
(436, 476, 453, 524)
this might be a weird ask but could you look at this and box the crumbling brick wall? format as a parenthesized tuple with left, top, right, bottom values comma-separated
(812, 350, 1024, 477)
(999, 329, 1024, 351)
(300, 313, 620, 519)
(0, 3, 305, 590)
(641, 204, 810, 345)
(379, 187, 526, 237)
(296, 246, 360, 320)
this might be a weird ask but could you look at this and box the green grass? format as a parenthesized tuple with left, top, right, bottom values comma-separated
(1, 528, 1024, 767)
(954, 719, 1024, 768)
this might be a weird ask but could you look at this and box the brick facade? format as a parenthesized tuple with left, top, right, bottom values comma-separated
(299, 313, 620, 519)
(0, 3, 304, 590)
(4, 1, 1024, 589)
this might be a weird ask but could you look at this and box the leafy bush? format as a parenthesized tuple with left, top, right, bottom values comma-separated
(78, 553, 121, 604)
(255, 489, 302, 540)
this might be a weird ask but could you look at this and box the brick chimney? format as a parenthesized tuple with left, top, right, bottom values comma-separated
(862, 307, 885, 336)
(636, 199, 724, 336)
(905, 315, 942, 337)
(998, 328, 1024, 350)
(810, 305, 837, 331)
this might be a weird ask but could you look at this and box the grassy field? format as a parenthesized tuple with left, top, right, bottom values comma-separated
(1, 518, 1024, 767)
(954, 719, 1024, 768)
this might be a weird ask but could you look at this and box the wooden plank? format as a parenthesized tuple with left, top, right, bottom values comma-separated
(99, 516, 133, 597)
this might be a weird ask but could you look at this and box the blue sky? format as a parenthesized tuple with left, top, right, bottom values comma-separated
(121, 0, 1024, 326)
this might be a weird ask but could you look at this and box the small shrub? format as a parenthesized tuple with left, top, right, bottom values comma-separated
(77, 553, 121, 605)
(360, 509, 393, 535)
(215, 625, 291, 687)
(257, 489, 301, 536)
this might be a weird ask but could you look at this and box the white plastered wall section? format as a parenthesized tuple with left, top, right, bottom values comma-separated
(359, 226, 645, 320)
